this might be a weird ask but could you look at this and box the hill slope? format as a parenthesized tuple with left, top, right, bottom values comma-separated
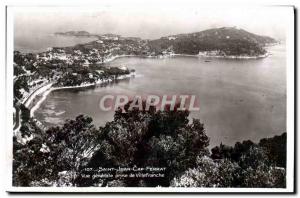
(148, 27, 277, 56)
(56, 27, 277, 58)
(55, 31, 91, 36)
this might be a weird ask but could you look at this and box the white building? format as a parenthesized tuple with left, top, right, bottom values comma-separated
(82, 60, 90, 67)
(118, 66, 128, 71)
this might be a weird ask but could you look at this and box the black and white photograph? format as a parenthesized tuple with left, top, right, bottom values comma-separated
(4, 2, 295, 193)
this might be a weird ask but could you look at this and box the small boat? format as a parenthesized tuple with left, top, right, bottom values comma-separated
(204, 60, 211, 62)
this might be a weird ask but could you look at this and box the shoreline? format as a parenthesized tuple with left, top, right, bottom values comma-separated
(25, 50, 270, 117)
(102, 54, 138, 63)
(29, 73, 135, 117)
(21, 47, 273, 124)
(103, 52, 270, 62)
(196, 52, 270, 59)
(24, 83, 53, 108)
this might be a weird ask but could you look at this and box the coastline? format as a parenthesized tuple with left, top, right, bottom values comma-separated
(102, 54, 138, 63)
(21, 46, 273, 124)
(196, 52, 270, 59)
(24, 83, 53, 108)
(25, 51, 271, 115)
(29, 73, 135, 118)
(104, 51, 271, 61)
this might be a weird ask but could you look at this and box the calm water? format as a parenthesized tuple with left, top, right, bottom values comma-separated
(35, 45, 286, 147)
(14, 33, 97, 53)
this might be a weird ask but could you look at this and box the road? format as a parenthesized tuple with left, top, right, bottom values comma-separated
(13, 82, 53, 132)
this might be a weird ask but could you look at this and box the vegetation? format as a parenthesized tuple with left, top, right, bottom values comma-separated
(13, 101, 286, 187)
(173, 144, 285, 188)
(148, 27, 272, 56)
(13, 27, 276, 109)
(12, 27, 281, 188)
(14, 76, 29, 100)
(55, 66, 130, 87)
(13, 115, 98, 186)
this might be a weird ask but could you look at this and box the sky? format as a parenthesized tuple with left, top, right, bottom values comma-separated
(13, 6, 292, 40)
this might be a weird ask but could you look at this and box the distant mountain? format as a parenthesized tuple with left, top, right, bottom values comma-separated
(56, 27, 277, 57)
(168, 27, 276, 45)
(55, 31, 91, 37)
(148, 27, 277, 56)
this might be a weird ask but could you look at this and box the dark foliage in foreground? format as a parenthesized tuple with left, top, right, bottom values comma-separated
(13, 102, 286, 187)
(78, 102, 209, 187)
(211, 133, 287, 168)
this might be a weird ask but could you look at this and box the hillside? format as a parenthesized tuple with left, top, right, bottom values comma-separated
(148, 27, 277, 56)
(171, 27, 276, 45)
(55, 27, 277, 57)
(55, 31, 91, 37)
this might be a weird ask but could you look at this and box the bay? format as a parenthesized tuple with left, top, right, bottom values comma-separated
(35, 45, 286, 147)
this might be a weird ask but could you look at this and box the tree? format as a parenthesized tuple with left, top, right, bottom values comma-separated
(239, 146, 286, 188)
(13, 136, 54, 186)
(171, 156, 239, 187)
(13, 115, 98, 186)
(172, 145, 286, 188)
(14, 76, 29, 100)
(259, 133, 287, 168)
(13, 101, 286, 188)
(84, 102, 209, 187)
